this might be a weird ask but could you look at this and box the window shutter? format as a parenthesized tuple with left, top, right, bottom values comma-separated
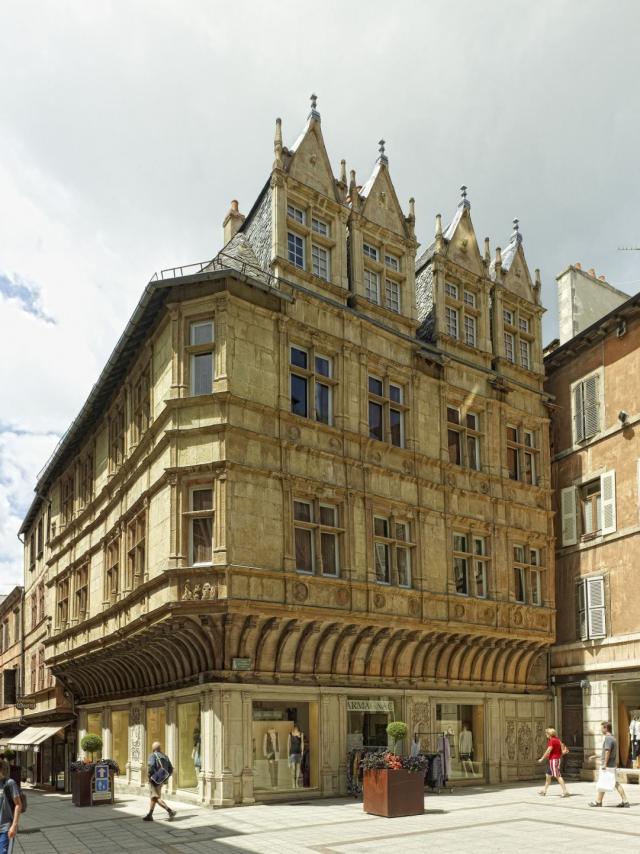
(601, 470, 616, 534)
(560, 486, 578, 546)
(583, 374, 600, 439)
(577, 580, 588, 640)
(573, 384, 584, 443)
(586, 576, 606, 639)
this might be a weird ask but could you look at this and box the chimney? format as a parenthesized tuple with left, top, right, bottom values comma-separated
(599, 275, 607, 282)
(588, 268, 596, 277)
(575, 262, 582, 270)
(223, 200, 245, 245)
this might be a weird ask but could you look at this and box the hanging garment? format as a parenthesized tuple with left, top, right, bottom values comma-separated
(264, 731, 279, 758)
(425, 753, 444, 789)
(459, 729, 473, 755)
(437, 735, 452, 779)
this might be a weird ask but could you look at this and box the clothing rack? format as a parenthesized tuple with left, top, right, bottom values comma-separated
(346, 746, 387, 798)
(414, 730, 453, 793)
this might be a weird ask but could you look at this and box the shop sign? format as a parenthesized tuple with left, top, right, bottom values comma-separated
(92, 763, 111, 802)
(231, 657, 252, 671)
(347, 699, 394, 713)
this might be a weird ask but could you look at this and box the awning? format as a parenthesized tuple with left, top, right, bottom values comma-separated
(7, 722, 73, 751)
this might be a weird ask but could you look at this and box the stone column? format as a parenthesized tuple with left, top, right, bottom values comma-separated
(582, 679, 611, 777)
(201, 689, 215, 805)
(102, 708, 113, 763)
(486, 698, 501, 783)
(165, 699, 177, 795)
(129, 704, 144, 787)
(240, 691, 255, 804)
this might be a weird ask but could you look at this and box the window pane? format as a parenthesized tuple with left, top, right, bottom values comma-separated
(503, 309, 513, 325)
(464, 314, 476, 346)
(507, 426, 518, 443)
(385, 254, 399, 271)
(445, 282, 458, 299)
(467, 435, 480, 470)
(287, 204, 305, 224)
(295, 528, 313, 572)
(513, 545, 524, 562)
(474, 537, 486, 556)
(447, 407, 460, 425)
(293, 501, 312, 522)
(520, 339, 530, 369)
(453, 534, 467, 552)
(374, 517, 389, 538)
(312, 217, 328, 236)
(192, 517, 212, 564)
(191, 489, 213, 511)
(364, 269, 379, 302)
(397, 547, 410, 587)
(287, 232, 304, 268)
(466, 412, 478, 430)
(524, 451, 535, 485)
(504, 332, 514, 362)
(530, 548, 539, 566)
(463, 290, 476, 307)
(368, 376, 383, 396)
(363, 243, 378, 261)
(290, 347, 308, 369)
(448, 429, 461, 465)
(312, 244, 329, 280)
(507, 446, 518, 480)
(291, 374, 308, 417)
(320, 532, 338, 576)
(369, 401, 383, 440)
(531, 570, 541, 605)
(375, 542, 390, 583)
(386, 280, 400, 313)
(475, 561, 486, 598)
(395, 523, 408, 541)
(514, 567, 525, 602)
(192, 352, 213, 396)
(389, 384, 402, 403)
(315, 382, 331, 425)
(390, 408, 403, 447)
(320, 505, 336, 526)
(454, 557, 468, 594)
(446, 306, 458, 338)
(190, 321, 213, 345)
(315, 356, 330, 377)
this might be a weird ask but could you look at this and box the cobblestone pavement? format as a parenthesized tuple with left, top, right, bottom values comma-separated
(12, 780, 640, 853)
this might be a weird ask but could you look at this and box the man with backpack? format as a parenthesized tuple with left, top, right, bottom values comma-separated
(0, 759, 21, 853)
(143, 741, 177, 822)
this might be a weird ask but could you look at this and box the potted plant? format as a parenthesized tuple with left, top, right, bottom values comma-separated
(81, 734, 103, 762)
(361, 722, 427, 818)
(72, 734, 106, 807)
(2, 749, 20, 786)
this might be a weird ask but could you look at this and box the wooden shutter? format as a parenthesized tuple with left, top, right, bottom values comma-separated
(583, 374, 600, 439)
(573, 384, 584, 443)
(560, 486, 578, 546)
(601, 470, 616, 534)
(576, 580, 588, 640)
(586, 576, 606, 639)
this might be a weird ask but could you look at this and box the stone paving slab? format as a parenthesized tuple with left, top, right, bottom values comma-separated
(12, 780, 640, 854)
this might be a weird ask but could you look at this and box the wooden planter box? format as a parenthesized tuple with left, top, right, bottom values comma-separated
(71, 771, 93, 807)
(363, 768, 425, 817)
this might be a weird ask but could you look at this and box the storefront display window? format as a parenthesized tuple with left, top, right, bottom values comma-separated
(177, 701, 201, 789)
(86, 712, 103, 759)
(252, 700, 318, 793)
(435, 703, 484, 781)
(146, 706, 166, 758)
(112, 709, 129, 774)
(347, 698, 398, 750)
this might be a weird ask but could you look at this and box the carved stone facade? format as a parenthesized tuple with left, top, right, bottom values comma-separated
(18, 100, 554, 803)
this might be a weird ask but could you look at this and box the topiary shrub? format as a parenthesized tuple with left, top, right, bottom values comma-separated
(80, 733, 103, 762)
(386, 721, 408, 752)
(3, 749, 16, 762)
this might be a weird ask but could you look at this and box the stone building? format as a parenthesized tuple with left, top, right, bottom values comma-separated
(546, 272, 640, 778)
(0, 586, 23, 744)
(18, 100, 554, 805)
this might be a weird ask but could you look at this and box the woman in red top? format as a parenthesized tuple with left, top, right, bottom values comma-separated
(537, 727, 569, 797)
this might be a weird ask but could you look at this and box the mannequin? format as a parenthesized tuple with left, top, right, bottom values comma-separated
(192, 726, 202, 775)
(410, 734, 420, 758)
(288, 724, 304, 789)
(263, 728, 279, 788)
(459, 723, 475, 776)
(629, 712, 640, 769)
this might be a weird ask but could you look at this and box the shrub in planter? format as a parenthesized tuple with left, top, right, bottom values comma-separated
(2, 749, 16, 762)
(80, 734, 103, 762)
(361, 749, 427, 818)
(386, 721, 408, 753)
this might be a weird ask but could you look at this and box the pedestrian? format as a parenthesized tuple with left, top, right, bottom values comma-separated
(589, 721, 630, 808)
(143, 741, 177, 822)
(537, 727, 570, 797)
(0, 758, 21, 854)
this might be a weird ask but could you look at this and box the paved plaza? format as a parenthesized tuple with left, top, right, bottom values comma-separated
(11, 780, 640, 853)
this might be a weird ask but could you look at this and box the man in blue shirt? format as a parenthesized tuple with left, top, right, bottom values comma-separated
(143, 741, 177, 822)
(0, 759, 21, 854)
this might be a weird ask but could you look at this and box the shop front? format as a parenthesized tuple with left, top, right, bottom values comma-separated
(7, 722, 74, 791)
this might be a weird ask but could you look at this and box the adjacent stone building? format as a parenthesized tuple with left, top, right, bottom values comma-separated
(546, 273, 640, 778)
(0, 586, 23, 744)
(17, 100, 554, 804)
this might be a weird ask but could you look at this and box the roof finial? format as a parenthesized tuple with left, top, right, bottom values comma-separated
(309, 92, 320, 121)
(513, 217, 519, 232)
(378, 138, 388, 165)
(484, 237, 491, 263)
(408, 197, 415, 219)
(512, 217, 522, 243)
(459, 185, 470, 209)
(339, 159, 347, 184)
(273, 117, 283, 168)
(435, 213, 443, 237)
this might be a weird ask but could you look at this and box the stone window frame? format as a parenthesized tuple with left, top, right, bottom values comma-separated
(79, 445, 95, 510)
(443, 279, 480, 346)
(372, 512, 415, 588)
(108, 396, 126, 473)
(446, 404, 482, 471)
(60, 468, 75, 528)
(184, 482, 215, 567)
(362, 234, 405, 314)
(104, 535, 120, 607)
(512, 542, 544, 606)
(186, 316, 215, 398)
(292, 497, 344, 578)
(502, 301, 535, 370)
(74, 562, 90, 622)
(570, 367, 603, 446)
(286, 196, 337, 283)
(506, 423, 539, 485)
(56, 574, 70, 630)
(367, 374, 408, 449)
(452, 530, 490, 599)
(132, 361, 152, 444)
(289, 343, 337, 426)
(126, 508, 147, 592)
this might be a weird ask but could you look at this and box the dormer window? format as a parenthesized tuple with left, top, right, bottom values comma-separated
(503, 308, 514, 325)
(287, 232, 305, 268)
(385, 253, 400, 272)
(312, 217, 329, 237)
(445, 282, 459, 299)
(363, 242, 378, 261)
(311, 244, 330, 280)
(364, 269, 380, 304)
(463, 290, 476, 308)
(503, 304, 534, 369)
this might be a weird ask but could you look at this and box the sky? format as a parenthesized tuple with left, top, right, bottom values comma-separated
(1, 0, 640, 591)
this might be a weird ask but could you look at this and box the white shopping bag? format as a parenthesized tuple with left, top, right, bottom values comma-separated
(596, 768, 616, 792)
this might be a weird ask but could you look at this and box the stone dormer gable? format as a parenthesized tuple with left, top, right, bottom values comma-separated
(281, 97, 340, 202)
(358, 142, 411, 239)
(490, 220, 540, 305)
(439, 187, 484, 277)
